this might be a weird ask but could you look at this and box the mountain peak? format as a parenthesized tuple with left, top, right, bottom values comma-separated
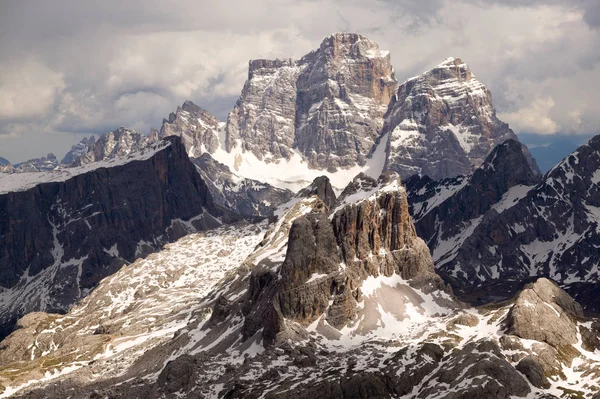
(224, 32, 396, 175)
(314, 32, 390, 60)
(480, 139, 540, 185)
(383, 56, 540, 180)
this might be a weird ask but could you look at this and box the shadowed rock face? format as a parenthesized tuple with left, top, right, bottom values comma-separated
(225, 33, 397, 171)
(406, 139, 540, 259)
(0, 136, 230, 339)
(406, 134, 600, 300)
(383, 57, 540, 180)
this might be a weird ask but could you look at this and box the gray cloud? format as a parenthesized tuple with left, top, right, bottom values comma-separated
(0, 0, 598, 162)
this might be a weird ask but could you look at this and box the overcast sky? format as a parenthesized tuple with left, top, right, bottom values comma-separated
(0, 0, 599, 163)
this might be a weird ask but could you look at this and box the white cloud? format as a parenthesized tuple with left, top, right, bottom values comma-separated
(498, 97, 558, 135)
(0, 60, 65, 122)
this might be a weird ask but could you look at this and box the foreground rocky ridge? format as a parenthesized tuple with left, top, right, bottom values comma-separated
(0, 221, 267, 397)
(0, 136, 231, 340)
(3, 177, 600, 399)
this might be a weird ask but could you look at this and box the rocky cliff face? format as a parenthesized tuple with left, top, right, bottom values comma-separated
(73, 127, 150, 165)
(225, 33, 396, 171)
(240, 172, 452, 344)
(12, 153, 59, 172)
(383, 57, 540, 180)
(0, 136, 229, 339)
(405, 135, 600, 305)
(159, 100, 222, 157)
(60, 136, 96, 166)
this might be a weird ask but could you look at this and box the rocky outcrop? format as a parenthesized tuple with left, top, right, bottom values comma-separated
(332, 173, 379, 212)
(296, 176, 337, 210)
(159, 100, 221, 157)
(0, 156, 13, 173)
(193, 153, 293, 218)
(225, 33, 396, 171)
(242, 172, 450, 343)
(13, 153, 59, 172)
(74, 127, 150, 165)
(506, 278, 583, 347)
(0, 136, 230, 339)
(6, 194, 600, 399)
(61, 136, 96, 166)
(405, 134, 600, 298)
(382, 57, 540, 180)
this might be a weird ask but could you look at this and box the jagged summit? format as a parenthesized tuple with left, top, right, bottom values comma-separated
(159, 100, 221, 158)
(224, 32, 396, 175)
(383, 57, 540, 180)
(307, 32, 391, 60)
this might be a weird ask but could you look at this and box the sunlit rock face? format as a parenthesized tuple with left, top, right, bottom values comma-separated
(383, 57, 540, 180)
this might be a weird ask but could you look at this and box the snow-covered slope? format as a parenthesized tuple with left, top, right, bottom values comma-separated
(210, 129, 389, 192)
(192, 153, 294, 217)
(0, 222, 267, 397)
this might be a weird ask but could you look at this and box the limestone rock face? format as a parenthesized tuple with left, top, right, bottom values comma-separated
(507, 278, 583, 347)
(296, 176, 337, 210)
(159, 100, 221, 157)
(225, 33, 397, 170)
(332, 174, 432, 281)
(61, 136, 96, 166)
(383, 57, 540, 180)
(277, 213, 343, 325)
